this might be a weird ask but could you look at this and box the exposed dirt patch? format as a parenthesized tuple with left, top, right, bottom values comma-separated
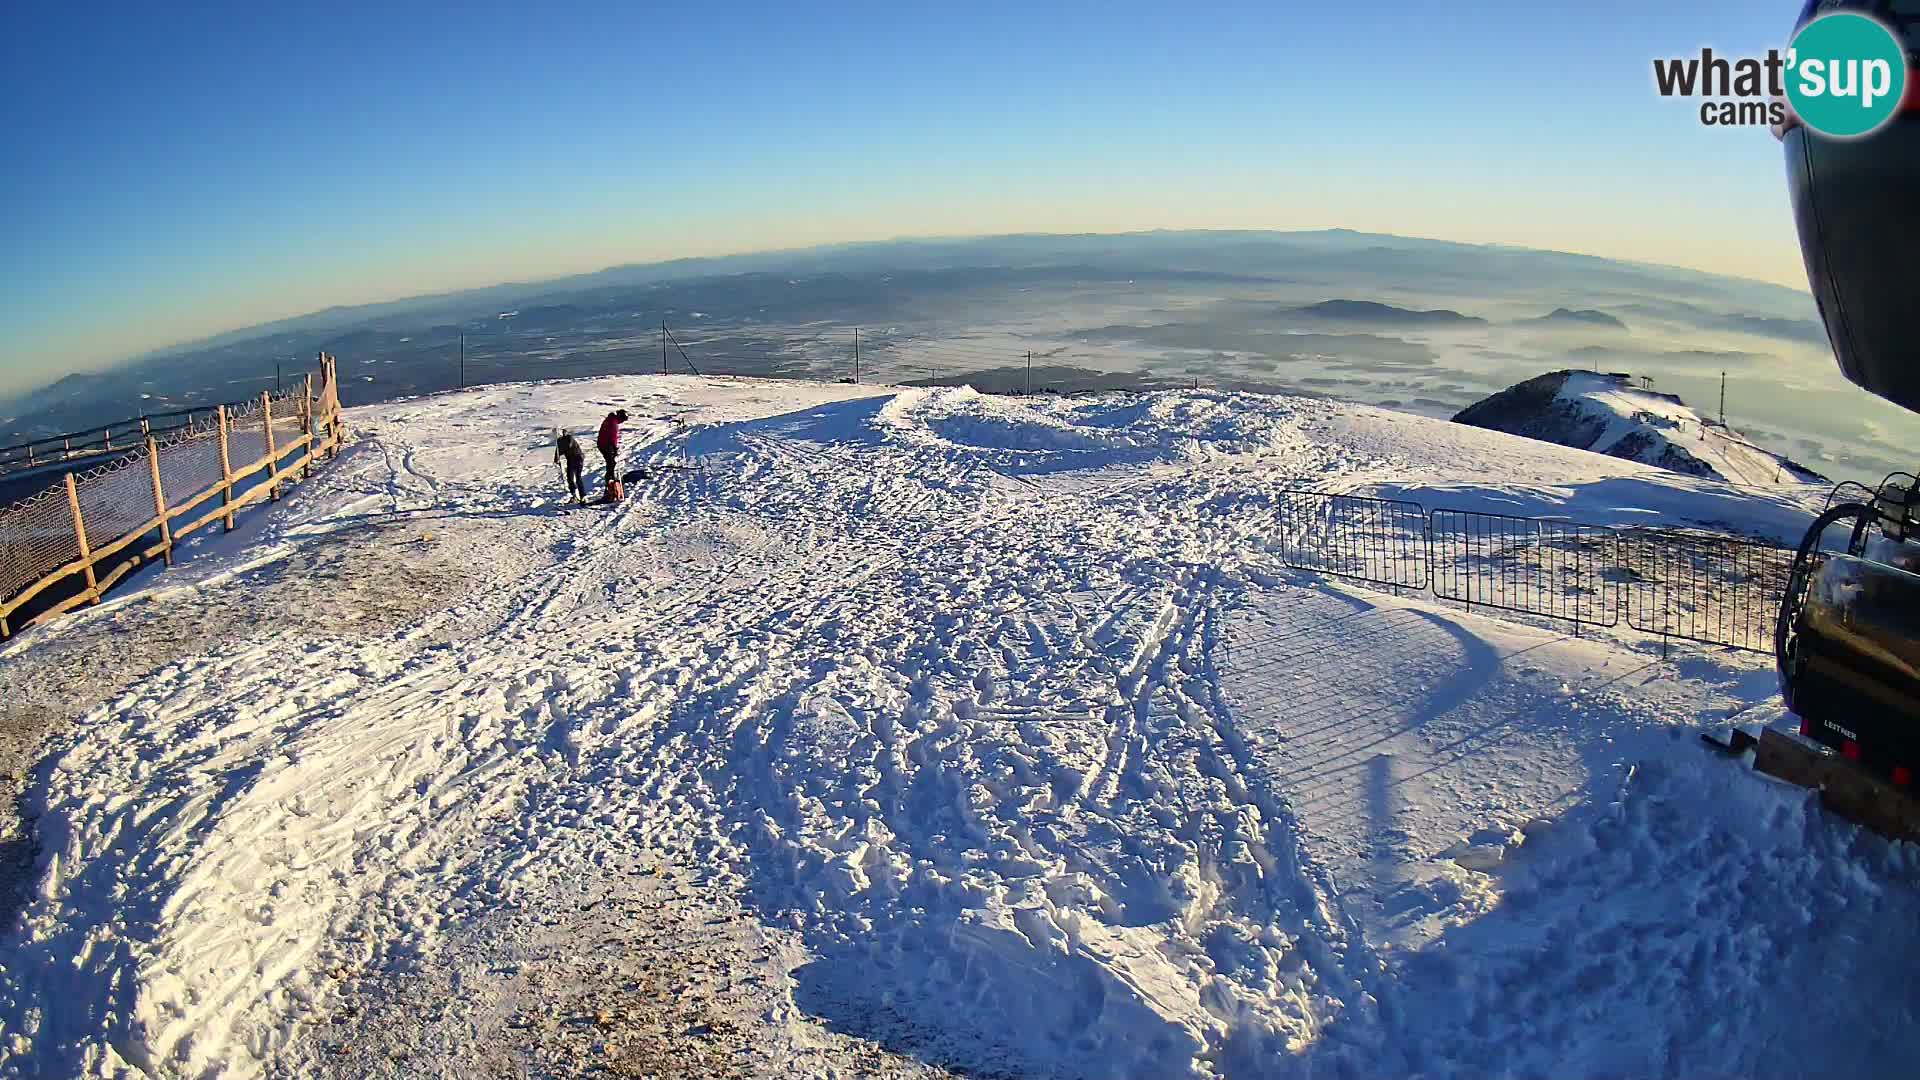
(281, 850, 952, 1079)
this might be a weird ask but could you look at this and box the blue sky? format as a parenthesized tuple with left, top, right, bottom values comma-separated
(2, 0, 1804, 396)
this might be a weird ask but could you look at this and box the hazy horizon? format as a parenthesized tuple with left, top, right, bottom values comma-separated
(7, 229, 1911, 486)
(0, 227, 1819, 403)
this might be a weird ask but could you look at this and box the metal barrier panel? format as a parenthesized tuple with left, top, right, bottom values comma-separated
(1622, 530, 1796, 653)
(1429, 510, 1621, 627)
(1275, 490, 1428, 589)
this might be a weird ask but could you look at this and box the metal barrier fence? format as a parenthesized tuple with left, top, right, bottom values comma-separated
(1268, 491, 1800, 654)
(1430, 511, 1621, 629)
(1620, 530, 1797, 652)
(1274, 490, 1429, 590)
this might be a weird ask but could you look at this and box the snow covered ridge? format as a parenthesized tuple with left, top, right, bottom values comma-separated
(1454, 370, 1828, 487)
(0, 374, 1914, 1078)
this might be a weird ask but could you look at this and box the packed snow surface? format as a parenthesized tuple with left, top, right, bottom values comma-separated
(0, 375, 1914, 1078)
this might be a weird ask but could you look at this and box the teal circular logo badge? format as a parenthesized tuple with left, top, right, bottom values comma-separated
(1787, 12, 1908, 138)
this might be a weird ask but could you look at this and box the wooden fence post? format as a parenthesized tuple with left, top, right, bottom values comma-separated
(147, 436, 174, 567)
(218, 405, 235, 531)
(262, 392, 281, 500)
(303, 373, 316, 479)
(315, 360, 329, 458)
(65, 473, 98, 605)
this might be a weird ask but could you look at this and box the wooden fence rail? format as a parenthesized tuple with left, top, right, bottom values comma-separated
(0, 354, 346, 639)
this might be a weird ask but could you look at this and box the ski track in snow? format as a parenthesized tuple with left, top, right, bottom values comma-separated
(0, 375, 1915, 1078)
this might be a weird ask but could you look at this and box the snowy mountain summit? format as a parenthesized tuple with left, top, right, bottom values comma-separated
(1453, 369, 1826, 485)
(1, 373, 1911, 1079)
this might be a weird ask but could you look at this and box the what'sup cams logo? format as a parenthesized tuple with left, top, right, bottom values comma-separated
(1655, 11, 1910, 137)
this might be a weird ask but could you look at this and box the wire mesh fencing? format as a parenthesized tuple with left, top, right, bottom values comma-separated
(0, 357, 347, 636)
(0, 488, 84, 603)
(154, 430, 228, 510)
(73, 456, 161, 553)
(272, 410, 306, 452)
(225, 400, 271, 474)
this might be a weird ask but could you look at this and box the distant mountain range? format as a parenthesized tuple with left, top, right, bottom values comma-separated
(16, 228, 1825, 394)
(1524, 308, 1628, 331)
(1286, 299, 1486, 327)
(6, 228, 1891, 480)
(1280, 299, 1639, 333)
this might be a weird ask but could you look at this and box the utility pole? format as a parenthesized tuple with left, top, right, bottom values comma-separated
(854, 327, 861, 383)
(661, 320, 668, 375)
(1026, 350, 1033, 397)
(1720, 371, 1727, 427)
(459, 332, 466, 389)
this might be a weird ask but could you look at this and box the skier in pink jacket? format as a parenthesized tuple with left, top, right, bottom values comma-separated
(595, 409, 628, 492)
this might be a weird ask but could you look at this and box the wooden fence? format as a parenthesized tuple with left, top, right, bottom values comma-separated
(0, 354, 347, 639)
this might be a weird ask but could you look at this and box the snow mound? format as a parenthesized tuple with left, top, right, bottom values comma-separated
(875, 387, 1313, 473)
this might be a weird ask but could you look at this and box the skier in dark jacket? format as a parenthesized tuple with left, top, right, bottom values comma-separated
(554, 431, 586, 502)
(596, 409, 629, 491)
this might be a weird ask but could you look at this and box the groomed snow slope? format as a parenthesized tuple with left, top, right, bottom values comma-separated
(0, 375, 1914, 1078)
